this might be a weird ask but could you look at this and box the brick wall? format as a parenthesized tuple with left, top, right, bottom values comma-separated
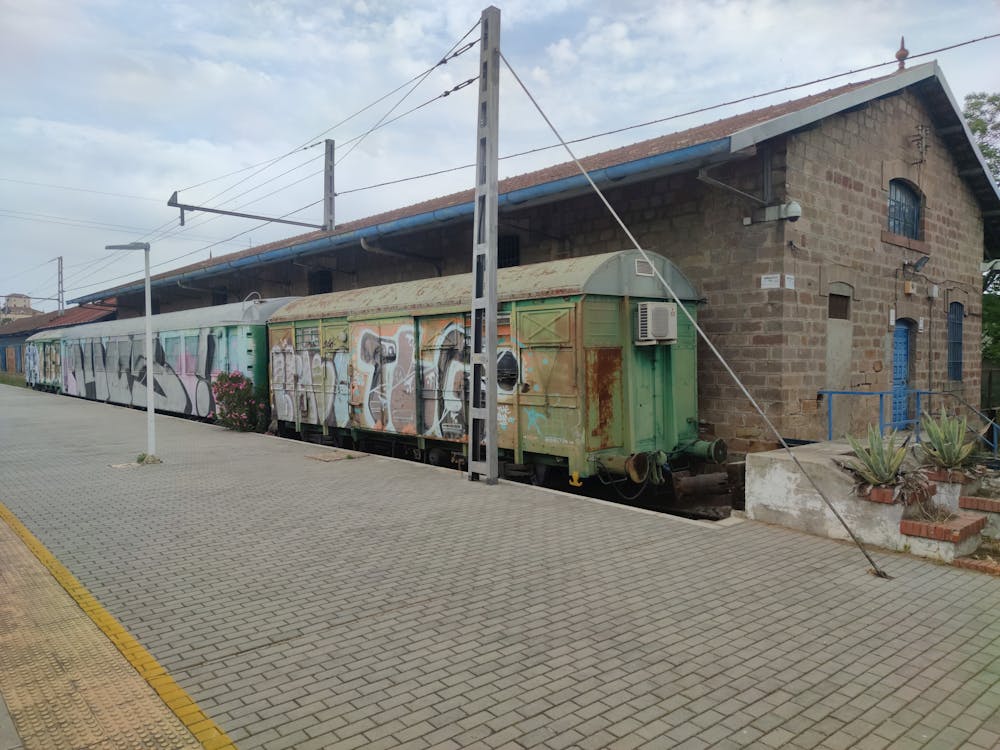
(779, 90, 984, 446)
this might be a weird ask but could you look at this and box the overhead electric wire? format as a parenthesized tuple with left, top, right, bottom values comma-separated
(333, 39, 480, 166)
(64, 251, 119, 275)
(0, 209, 223, 239)
(62, 30, 997, 306)
(64, 199, 325, 296)
(141, 153, 325, 244)
(501, 49, 892, 579)
(148, 75, 477, 244)
(4, 258, 54, 283)
(0, 177, 161, 203)
(63, 251, 131, 287)
(24, 272, 58, 300)
(213, 153, 324, 211)
(143, 23, 481, 251)
(334, 31, 1000, 199)
(176, 37, 478, 196)
(334, 77, 479, 156)
(184, 21, 480, 209)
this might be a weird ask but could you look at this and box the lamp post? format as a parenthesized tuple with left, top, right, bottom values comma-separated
(106, 242, 157, 461)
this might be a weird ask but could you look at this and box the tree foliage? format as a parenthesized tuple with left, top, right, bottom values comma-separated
(984, 293, 1000, 362)
(965, 91, 1000, 181)
(969, 92, 1000, 331)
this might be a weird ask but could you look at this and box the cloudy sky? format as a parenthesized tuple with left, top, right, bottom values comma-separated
(2, 0, 998, 311)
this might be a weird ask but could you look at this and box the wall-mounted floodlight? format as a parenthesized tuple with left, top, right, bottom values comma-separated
(904, 255, 930, 273)
(743, 201, 803, 225)
(106, 242, 158, 463)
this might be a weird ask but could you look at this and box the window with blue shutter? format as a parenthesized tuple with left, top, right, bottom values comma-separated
(947, 301, 963, 381)
(888, 180, 921, 239)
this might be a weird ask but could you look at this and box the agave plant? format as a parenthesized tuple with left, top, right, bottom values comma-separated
(845, 426, 907, 487)
(920, 408, 978, 469)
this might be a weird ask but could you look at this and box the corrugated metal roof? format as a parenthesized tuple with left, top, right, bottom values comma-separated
(28, 297, 297, 342)
(269, 250, 698, 322)
(0, 304, 115, 337)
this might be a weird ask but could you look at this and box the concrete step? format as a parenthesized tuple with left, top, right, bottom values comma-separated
(899, 511, 987, 562)
(959, 495, 1000, 537)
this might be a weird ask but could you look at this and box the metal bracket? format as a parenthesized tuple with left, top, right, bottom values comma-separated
(167, 192, 324, 230)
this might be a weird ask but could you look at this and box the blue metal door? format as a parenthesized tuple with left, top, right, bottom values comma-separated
(892, 321, 911, 426)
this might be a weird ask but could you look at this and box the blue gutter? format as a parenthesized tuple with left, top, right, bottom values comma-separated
(70, 137, 733, 304)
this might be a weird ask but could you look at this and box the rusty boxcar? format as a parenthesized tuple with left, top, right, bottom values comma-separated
(267, 250, 724, 485)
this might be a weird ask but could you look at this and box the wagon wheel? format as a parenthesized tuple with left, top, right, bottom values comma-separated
(531, 463, 550, 486)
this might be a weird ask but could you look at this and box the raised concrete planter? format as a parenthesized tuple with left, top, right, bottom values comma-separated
(745, 441, 987, 562)
(923, 469, 977, 512)
(745, 441, 907, 552)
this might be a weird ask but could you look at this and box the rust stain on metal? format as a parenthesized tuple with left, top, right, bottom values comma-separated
(587, 348, 621, 449)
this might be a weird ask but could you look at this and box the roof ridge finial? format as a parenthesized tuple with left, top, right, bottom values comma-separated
(896, 36, 909, 70)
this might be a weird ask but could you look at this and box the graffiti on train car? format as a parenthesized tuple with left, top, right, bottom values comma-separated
(419, 319, 466, 440)
(42, 344, 61, 384)
(61, 329, 224, 416)
(270, 317, 521, 440)
(352, 322, 417, 433)
(24, 345, 40, 386)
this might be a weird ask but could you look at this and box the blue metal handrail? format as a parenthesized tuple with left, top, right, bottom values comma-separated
(817, 388, 999, 455)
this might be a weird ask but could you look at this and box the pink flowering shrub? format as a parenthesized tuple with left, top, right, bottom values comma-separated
(211, 371, 268, 432)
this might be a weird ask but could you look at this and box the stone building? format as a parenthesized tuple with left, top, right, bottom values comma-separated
(0, 293, 42, 323)
(70, 61, 1000, 451)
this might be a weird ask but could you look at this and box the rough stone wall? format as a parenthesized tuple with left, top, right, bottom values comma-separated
(779, 89, 984, 446)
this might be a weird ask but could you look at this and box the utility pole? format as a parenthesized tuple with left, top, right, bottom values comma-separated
(57, 256, 64, 315)
(324, 139, 336, 231)
(468, 5, 500, 484)
(106, 243, 157, 462)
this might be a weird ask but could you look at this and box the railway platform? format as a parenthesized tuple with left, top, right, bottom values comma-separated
(1, 384, 999, 750)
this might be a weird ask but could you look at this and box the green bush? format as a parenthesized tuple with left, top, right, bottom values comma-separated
(211, 371, 267, 432)
(920, 409, 978, 469)
(846, 426, 907, 487)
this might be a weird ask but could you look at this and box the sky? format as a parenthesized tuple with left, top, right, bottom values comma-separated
(2, 0, 999, 312)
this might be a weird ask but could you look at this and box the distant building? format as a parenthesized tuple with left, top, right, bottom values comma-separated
(1, 293, 42, 323)
(0, 303, 116, 375)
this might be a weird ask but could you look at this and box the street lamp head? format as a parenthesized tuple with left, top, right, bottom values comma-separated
(105, 242, 150, 251)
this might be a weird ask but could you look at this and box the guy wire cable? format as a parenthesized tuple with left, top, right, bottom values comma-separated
(500, 49, 892, 579)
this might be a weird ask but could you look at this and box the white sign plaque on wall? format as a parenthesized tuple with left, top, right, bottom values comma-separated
(761, 274, 781, 289)
(784, 274, 795, 289)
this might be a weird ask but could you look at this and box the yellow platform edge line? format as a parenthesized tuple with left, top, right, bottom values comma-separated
(0, 502, 237, 750)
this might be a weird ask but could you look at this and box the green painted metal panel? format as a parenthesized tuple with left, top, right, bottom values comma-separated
(668, 305, 700, 448)
(582, 298, 620, 347)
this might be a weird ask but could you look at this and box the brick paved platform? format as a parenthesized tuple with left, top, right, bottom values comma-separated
(1, 384, 999, 750)
(0, 498, 202, 750)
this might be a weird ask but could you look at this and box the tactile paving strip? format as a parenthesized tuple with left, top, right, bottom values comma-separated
(0, 504, 226, 750)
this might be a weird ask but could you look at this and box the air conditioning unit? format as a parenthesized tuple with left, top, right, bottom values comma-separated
(636, 302, 677, 344)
